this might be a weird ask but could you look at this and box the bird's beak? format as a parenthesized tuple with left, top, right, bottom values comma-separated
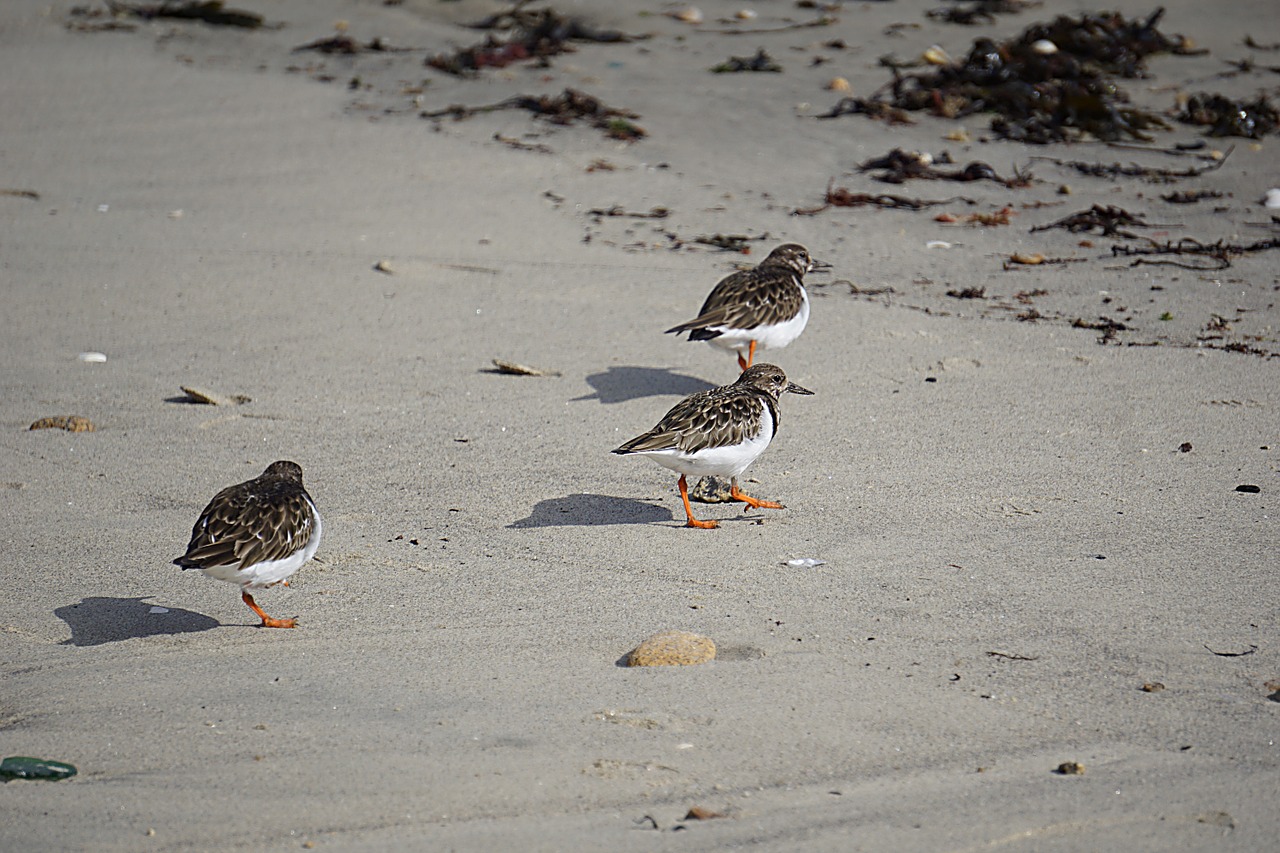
(786, 381, 814, 396)
(809, 257, 833, 273)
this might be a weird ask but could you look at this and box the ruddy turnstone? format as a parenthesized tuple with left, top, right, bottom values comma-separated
(666, 243, 823, 371)
(612, 363, 813, 529)
(173, 460, 322, 629)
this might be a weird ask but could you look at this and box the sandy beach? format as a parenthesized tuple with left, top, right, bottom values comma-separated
(2, 0, 1277, 849)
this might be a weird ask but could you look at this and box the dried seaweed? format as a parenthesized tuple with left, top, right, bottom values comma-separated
(428, 2, 638, 75)
(711, 48, 782, 73)
(494, 133, 553, 153)
(817, 97, 915, 124)
(794, 184, 974, 215)
(1111, 236, 1280, 270)
(1030, 204, 1155, 238)
(1178, 92, 1279, 138)
(293, 35, 409, 55)
(1161, 189, 1224, 204)
(827, 8, 1198, 143)
(1029, 149, 1231, 182)
(858, 148, 1031, 187)
(927, 0, 1040, 26)
(1073, 316, 1129, 343)
(694, 234, 769, 252)
(421, 89, 645, 140)
(588, 206, 669, 219)
(101, 0, 263, 28)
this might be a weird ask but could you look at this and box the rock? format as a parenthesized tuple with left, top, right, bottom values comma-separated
(28, 415, 95, 432)
(626, 631, 715, 667)
(1054, 761, 1085, 775)
(0, 756, 77, 781)
(690, 475, 733, 503)
(179, 386, 251, 406)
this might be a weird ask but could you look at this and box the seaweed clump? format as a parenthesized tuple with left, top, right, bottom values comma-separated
(1178, 93, 1279, 138)
(829, 8, 1201, 143)
(427, 3, 638, 75)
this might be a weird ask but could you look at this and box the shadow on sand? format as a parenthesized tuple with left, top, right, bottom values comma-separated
(508, 494, 672, 528)
(570, 366, 716, 405)
(54, 596, 220, 646)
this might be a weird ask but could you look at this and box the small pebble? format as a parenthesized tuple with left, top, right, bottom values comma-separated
(1265, 188, 1280, 209)
(1031, 39, 1058, 55)
(1054, 761, 1085, 775)
(783, 558, 826, 568)
(672, 7, 703, 24)
(1141, 682, 1166, 692)
(78, 351, 107, 363)
(825, 77, 850, 92)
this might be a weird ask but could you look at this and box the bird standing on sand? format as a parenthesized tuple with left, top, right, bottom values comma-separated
(174, 460, 322, 629)
(613, 364, 813, 529)
(665, 243, 822, 371)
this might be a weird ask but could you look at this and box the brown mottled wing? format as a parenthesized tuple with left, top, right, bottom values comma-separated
(666, 269, 804, 334)
(615, 388, 767, 455)
(176, 481, 314, 569)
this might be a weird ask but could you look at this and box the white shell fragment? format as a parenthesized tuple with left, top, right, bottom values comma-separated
(149, 606, 170, 614)
(926, 240, 953, 250)
(1264, 188, 1280, 209)
(922, 45, 951, 66)
(783, 558, 827, 568)
(78, 351, 108, 363)
(671, 7, 703, 24)
(1031, 39, 1058, 55)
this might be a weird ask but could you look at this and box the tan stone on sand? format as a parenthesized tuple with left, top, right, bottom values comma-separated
(626, 631, 716, 667)
(29, 415, 95, 432)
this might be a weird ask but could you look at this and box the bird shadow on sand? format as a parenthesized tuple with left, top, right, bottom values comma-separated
(54, 596, 221, 646)
(508, 494, 672, 528)
(570, 366, 716, 405)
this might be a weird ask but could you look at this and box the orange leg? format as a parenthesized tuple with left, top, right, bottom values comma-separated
(242, 590, 297, 629)
(730, 477, 784, 512)
(678, 475, 718, 529)
(737, 340, 758, 372)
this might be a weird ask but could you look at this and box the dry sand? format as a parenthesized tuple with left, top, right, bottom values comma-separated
(2, 0, 1277, 849)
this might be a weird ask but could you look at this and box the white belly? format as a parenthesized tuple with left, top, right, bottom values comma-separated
(203, 504, 322, 590)
(637, 410, 774, 479)
(707, 290, 810, 355)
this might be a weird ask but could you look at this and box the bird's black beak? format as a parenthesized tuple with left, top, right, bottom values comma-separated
(785, 382, 814, 396)
(809, 257, 833, 273)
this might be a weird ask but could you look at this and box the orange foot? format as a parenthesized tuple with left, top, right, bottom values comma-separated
(730, 478, 784, 511)
(736, 341, 758, 372)
(242, 591, 298, 629)
(678, 474, 719, 529)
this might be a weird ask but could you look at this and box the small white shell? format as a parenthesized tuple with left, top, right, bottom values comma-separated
(922, 45, 951, 65)
(1031, 39, 1058, 55)
(926, 240, 953, 250)
(672, 7, 703, 24)
(736, 9, 756, 20)
(783, 558, 827, 569)
(1265, 188, 1280, 209)
(78, 351, 108, 363)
